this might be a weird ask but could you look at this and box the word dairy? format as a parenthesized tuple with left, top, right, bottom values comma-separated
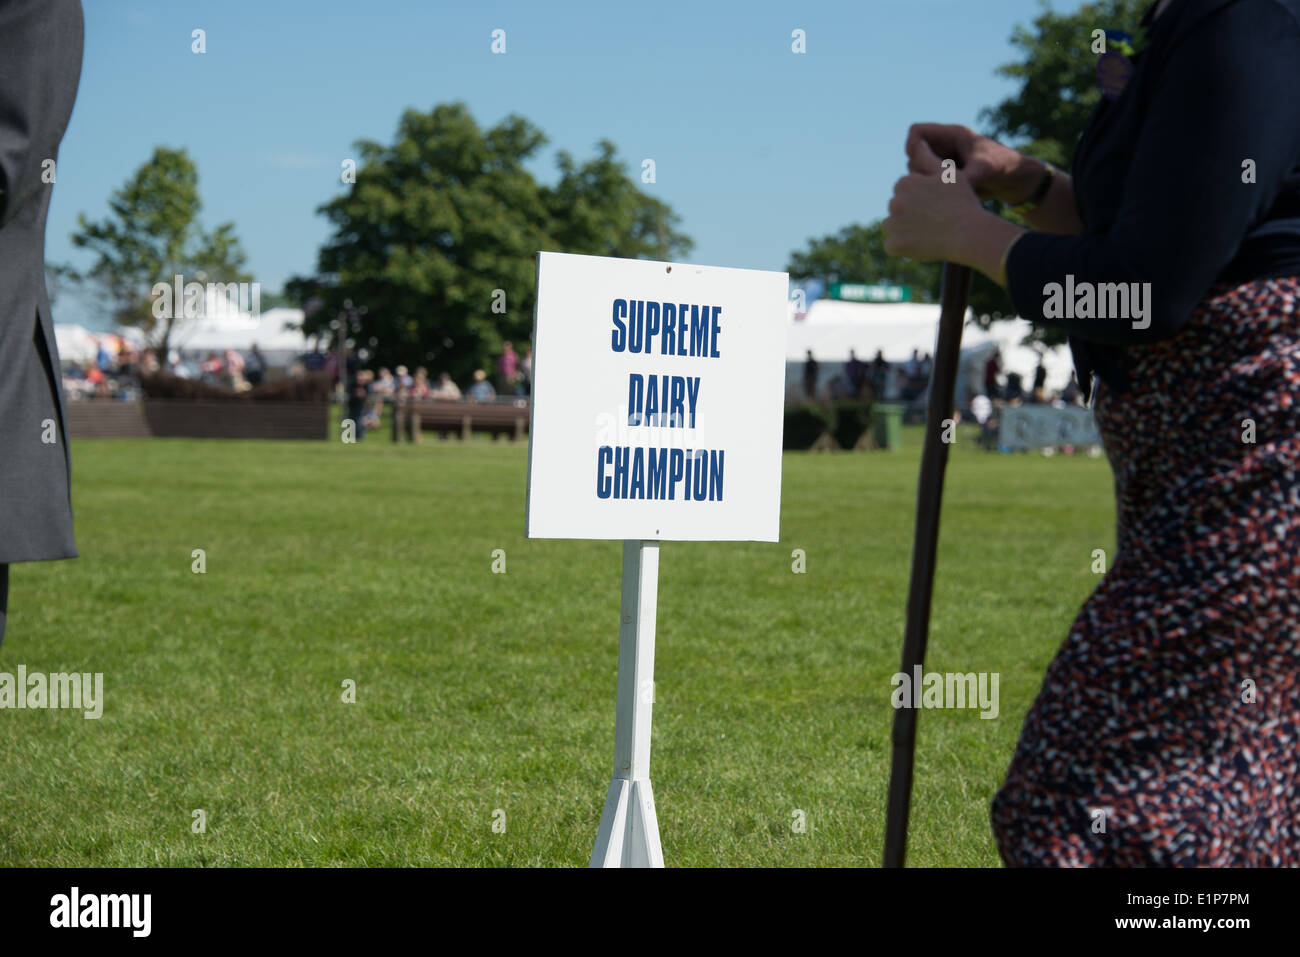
(627, 374, 700, 428)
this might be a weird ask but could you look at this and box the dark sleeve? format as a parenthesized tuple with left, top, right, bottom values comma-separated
(1006, 0, 1300, 345)
(0, 0, 84, 227)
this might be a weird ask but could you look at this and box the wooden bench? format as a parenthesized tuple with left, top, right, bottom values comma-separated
(411, 400, 529, 440)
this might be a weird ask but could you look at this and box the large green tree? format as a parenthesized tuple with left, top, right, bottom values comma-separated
(787, 221, 943, 300)
(788, 218, 1014, 324)
(296, 102, 691, 380)
(983, 0, 1148, 170)
(789, 0, 1149, 339)
(70, 146, 251, 360)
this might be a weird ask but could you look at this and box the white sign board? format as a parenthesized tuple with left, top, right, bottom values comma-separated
(997, 404, 1101, 450)
(526, 252, 788, 542)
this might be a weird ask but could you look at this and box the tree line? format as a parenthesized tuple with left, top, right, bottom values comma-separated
(59, 0, 1144, 372)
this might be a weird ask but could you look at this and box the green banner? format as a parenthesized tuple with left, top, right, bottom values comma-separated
(828, 282, 911, 303)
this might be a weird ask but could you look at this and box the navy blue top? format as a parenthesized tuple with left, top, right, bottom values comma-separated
(1006, 0, 1300, 402)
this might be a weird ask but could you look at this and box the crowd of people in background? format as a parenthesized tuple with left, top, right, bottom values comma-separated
(333, 341, 534, 441)
(66, 334, 534, 408)
(71, 330, 1091, 454)
(800, 345, 1093, 455)
(73, 331, 1084, 421)
(179, 345, 268, 389)
(353, 340, 533, 403)
(64, 340, 279, 400)
(805, 348, 939, 403)
(61, 336, 145, 399)
(978, 348, 1084, 406)
(802, 346, 1084, 410)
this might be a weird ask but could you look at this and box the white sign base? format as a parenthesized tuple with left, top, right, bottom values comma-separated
(590, 778, 662, 868)
(589, 540, 664, 868)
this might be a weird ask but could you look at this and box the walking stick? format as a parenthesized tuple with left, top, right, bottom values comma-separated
(883, 261, 973, 867)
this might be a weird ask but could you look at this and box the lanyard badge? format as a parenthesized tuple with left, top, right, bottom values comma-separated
(1097, 28, 1147, 100)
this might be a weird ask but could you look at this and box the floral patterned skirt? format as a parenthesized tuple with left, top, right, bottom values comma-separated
(991, 275, 1300, 866)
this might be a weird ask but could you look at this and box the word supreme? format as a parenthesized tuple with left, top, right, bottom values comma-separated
(611, 299, 723, 356)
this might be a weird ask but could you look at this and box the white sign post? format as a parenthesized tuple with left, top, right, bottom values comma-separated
(526, 252, 788, 867)
(590, 539, 663, 867)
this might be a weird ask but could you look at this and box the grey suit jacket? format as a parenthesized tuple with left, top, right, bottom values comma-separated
(0, 0, 83, 563)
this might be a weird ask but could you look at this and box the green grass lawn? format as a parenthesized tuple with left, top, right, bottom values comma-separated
(0, 423, 1114, 866)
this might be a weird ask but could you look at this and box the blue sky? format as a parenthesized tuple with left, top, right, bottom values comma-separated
(50, 0, 1090, 328)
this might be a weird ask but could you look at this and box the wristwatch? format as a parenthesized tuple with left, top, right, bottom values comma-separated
(1007, 162, 1055, 217)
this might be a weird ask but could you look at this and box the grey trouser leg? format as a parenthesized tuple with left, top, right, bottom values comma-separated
(0, 564, 8, 646)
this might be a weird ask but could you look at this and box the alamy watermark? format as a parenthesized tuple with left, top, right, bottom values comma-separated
(151, 273, 261, 327)
(0, 666, 103, 719)
(890, 666, 999, 719)
(1043, 275, 1151, 330)
(50, 887, 150, 937)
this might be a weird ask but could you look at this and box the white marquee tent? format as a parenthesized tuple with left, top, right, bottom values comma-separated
(53, 285, 315, 368)
(53, 323, 101, 365)
(168, 288, 313, 357)
(171, 306, 313, 356)
(785, 297, 1077, 403)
